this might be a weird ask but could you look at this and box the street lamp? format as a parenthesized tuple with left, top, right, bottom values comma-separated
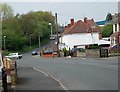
(48, 23, 53, 36)
(3, 36, 6, 50)
(49, 23, 54, 57)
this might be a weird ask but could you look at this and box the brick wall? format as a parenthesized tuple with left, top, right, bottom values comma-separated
(86, 49, 100, 58)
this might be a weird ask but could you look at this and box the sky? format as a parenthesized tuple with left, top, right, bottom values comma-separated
(1, 0, 120, 2)
(1, 1, 119, 25)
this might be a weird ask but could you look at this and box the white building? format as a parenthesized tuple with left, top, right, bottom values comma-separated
(59, 18, 103, 50)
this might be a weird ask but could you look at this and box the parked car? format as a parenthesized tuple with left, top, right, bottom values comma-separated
(41, 48, 58, 58)
(50, 36, 55, 40)
(5, 53, 22, 59)
(71, 48, 85, 52)
(32, 50, 38, 55)
(109, 44, 120, 53)
(43, 49, 52, 54)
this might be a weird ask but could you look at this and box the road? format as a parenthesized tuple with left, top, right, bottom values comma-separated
(17, 52, 118, 90)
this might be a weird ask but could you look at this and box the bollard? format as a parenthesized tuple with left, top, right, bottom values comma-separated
(11, 70, 16, 86)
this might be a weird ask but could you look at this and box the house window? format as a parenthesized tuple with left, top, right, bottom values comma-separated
(111, 37, 116, 45)
(114, 37, 116, 44)
(111, 38, 114, 45)
(115, 24, 117, 32)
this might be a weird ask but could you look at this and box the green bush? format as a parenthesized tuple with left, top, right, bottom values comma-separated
(2, 50, 10, 55)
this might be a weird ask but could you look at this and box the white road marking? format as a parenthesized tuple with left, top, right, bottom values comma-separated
(33, 67, 69, 92)
(50, 75, 69, 91)
(33, 67, 49, 76)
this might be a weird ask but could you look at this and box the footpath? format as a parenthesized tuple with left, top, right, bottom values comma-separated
(8, 66, 66, 92)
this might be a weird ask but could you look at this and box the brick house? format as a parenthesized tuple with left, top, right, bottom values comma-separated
(59, 17, 102, 50)
(110, 13, 120, 47)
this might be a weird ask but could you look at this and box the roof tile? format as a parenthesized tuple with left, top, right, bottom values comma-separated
(62, 18, 102, 35)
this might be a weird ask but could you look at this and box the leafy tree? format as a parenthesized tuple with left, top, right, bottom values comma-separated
(2, 17, 21, 34)
(0, 3, 13, 19)
(1, 4, 56, 51)
(2, 29, 27, 50)
(106, 12, 112, 21)
(102, 24, 113, 37)
(33, 11, 56, 33)
(19, 12, 37, 36)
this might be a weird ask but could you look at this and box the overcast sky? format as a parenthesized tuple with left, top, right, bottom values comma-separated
(1, 0, 120, 2)
(1, 1, 119, 25)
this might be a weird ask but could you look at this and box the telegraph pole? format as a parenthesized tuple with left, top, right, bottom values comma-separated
(55, 13, 60, 57)
(38, 34, 41, 50)
(29, 34, 32, 47)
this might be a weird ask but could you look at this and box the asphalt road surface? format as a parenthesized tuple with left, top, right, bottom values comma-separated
(17, 52, 118, 90)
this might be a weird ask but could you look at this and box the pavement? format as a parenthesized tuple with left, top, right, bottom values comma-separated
(8, 66, 66, 92)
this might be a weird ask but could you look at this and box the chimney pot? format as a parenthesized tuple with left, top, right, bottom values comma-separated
(84, 17, 87, 23)
(71, 19, 74, 25)
(68, 24, 71, 27)
(65, 26, 67, 30)
(91, 18, 94, 22)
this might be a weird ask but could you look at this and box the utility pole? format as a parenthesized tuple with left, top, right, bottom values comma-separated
(29, 34, 32, 47)
(55, 13, 60, 57)
(30, 36, 31, 47)
(38, 34, 41, 50)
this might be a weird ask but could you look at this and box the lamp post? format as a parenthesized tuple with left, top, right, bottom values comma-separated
(3, 36, 6, 50)
(49, 23, 54, 57)
(55, 13, 60, 57)
(48, 23, 53, 37)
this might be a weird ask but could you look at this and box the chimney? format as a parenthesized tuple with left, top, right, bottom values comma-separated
(91, 18, 94, 22)
(84, 17, 87, 23)
(68, 24, 71, 28)
(65, 26, 67, 30)
(71, 19, 74, 25)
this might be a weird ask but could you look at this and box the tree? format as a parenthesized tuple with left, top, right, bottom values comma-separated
(2, 29, 27, 50)
(106, 12, 112, 21)
(102, 24, 113, 37)
(2, 5, 56, 51)
(0, 3, 13, 19)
